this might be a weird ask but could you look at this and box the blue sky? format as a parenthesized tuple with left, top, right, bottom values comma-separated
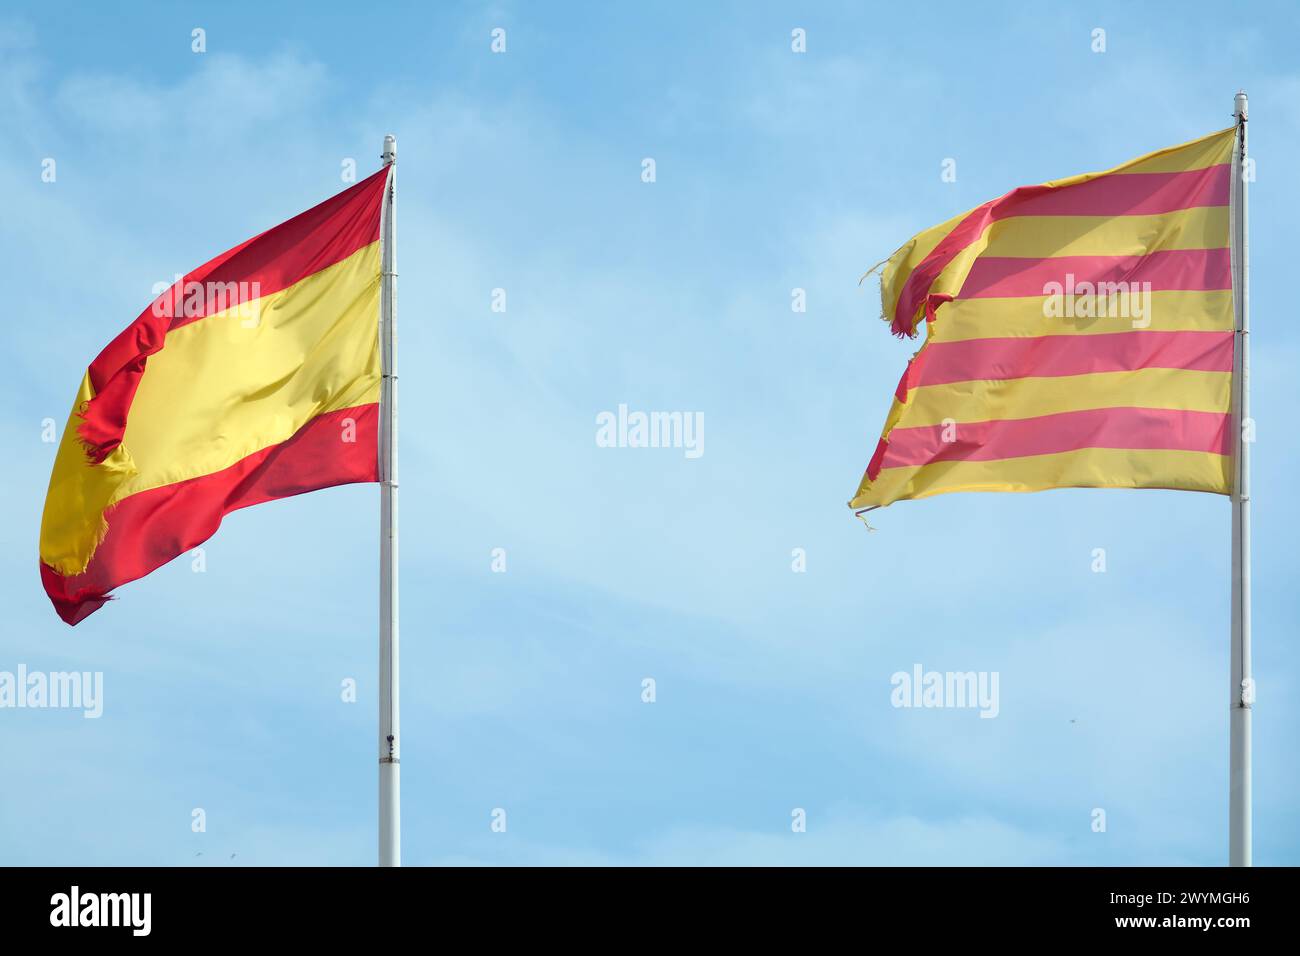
(1, 0, 1297, 865)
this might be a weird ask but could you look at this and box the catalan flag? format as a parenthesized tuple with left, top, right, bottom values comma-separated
(40, 168, 390, 624)
(850, 126, 1237, 511)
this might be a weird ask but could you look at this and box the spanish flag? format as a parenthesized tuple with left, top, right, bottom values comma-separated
(850, 127, 1236, 511)
(40, 169, 390, 624)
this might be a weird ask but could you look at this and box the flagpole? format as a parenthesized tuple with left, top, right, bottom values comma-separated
(1228, 92, 1251, 867)
(378, 134, 401, 867)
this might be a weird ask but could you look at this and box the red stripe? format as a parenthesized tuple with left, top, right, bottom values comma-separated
(890, 164, 1230, 336)
(1002, 165, 1229, 217)
(915, 330, 1233, 388)
(76, 168, 388, 464)
(42, 404, 378, 626)
(880, 406, 1230, 469)
(959, 248, 1230, 299)
(161, 168, 388, 332)
(864, 437, 889, 481)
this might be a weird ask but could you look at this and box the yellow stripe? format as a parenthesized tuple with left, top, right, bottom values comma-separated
(898, 368, 1230, 428)
(932, 290, 1233, 342)
(983, 206, 1227, 259)
(40, 372, 120, 574)
(40, 241, 380, 574)
(1040, 127, 1236, 183)
(1111, 126, 1236, 175)
(850, 447, 1231, 510)
(878, 208, 972, 321)
(121, 241, 380, 497)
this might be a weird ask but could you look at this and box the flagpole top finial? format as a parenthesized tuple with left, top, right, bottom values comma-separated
(382, 135, 397, 165)
(1235, 91, 1248, 120)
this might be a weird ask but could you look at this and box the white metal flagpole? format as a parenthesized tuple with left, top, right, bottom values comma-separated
(1228, 92, 1252, 867)
(378, 134, 401, 867)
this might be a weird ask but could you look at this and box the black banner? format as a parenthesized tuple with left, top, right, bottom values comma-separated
(0, 865, 1279, 941)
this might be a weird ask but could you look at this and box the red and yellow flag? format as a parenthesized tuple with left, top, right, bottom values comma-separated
(850, 127, 1237, 511)
(40, 169, 390, 624)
